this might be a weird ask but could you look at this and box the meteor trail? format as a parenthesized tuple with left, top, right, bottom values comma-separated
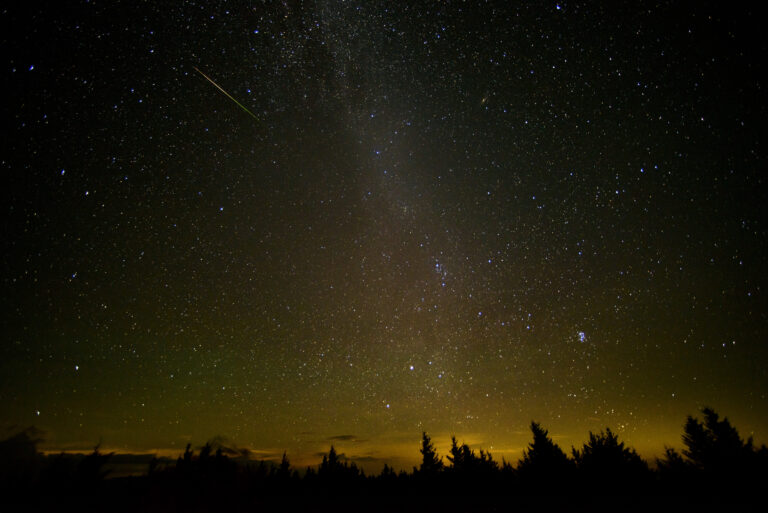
(193, 66, 259, 121)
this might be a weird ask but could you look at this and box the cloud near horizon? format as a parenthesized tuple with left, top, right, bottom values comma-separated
(326, 434, 366, 443)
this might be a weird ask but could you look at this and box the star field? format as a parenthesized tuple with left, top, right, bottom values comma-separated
(2, 1, 767, 469)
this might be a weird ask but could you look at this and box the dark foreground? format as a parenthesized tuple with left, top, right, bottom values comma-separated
(2, 408, 766, 512)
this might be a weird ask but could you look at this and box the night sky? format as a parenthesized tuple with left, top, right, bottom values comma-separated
(3, 1, 767, 470)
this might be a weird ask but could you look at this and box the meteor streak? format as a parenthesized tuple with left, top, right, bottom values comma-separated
(193, 66, 259, 121)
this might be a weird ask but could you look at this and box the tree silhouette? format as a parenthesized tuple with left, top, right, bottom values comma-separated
(446, 436, 461, 469)
(2, 411, 767, 509)
(76, 443, 114, 486)
(517, 421, 574, 488)
(682, 407, 750, 472)
(655, 446, 694, 492)
(417, 432, 443, 476)
(652, 406, 768, 496)
(318, 445, 362, 485)
(277, 451, 291, 478)
(572, 428, 649, 491)
(0, 427, 43, 493)
(199, 441, 213, 462)
(319, 445, 341, 477)
(447, 436, 476, 474)
(379, 463, 397, 481)
(673, 406, 768, 493)
(176, 442, 194, 473)
(445, 436, 498, 482)
(656, 446, 688, 473)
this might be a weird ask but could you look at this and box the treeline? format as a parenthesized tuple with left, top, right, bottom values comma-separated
(1, 407, 767, 512)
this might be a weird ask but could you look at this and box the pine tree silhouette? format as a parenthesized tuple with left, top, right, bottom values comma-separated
(572, 428, 649, 492)
(682, 407, 749, 471)
(677, 406, 768, 493)
(517, 421, 573, 489)
(277, 451, 291, 478)
(418, 432, 443, 476)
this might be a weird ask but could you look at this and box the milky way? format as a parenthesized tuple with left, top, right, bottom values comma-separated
(2, 1, 766, 470)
